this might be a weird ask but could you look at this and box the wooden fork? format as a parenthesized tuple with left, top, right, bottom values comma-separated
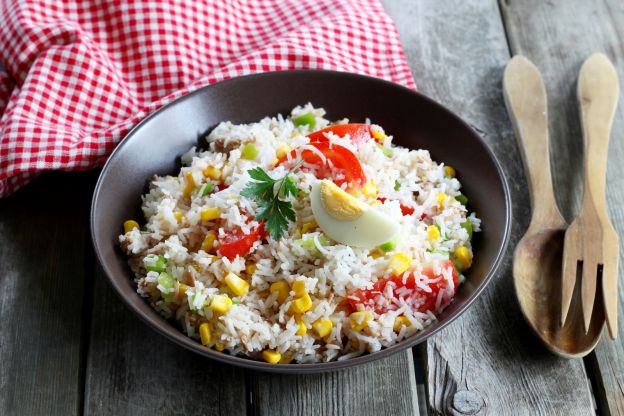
(561, 53, 620, 339)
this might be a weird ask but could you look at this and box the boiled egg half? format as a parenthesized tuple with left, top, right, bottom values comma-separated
(310, 180, 399, 247)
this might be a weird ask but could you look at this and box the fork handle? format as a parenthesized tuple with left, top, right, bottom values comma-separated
(503, 56, 564, 229)
(578, 53, 619, 218)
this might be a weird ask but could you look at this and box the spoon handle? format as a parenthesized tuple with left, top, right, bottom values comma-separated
(503, 56, 565, 229)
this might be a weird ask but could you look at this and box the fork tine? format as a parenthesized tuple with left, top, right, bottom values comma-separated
(561, 231, 579, 327)
(602, 256, 619, 339)
(581, 258, 599, 333)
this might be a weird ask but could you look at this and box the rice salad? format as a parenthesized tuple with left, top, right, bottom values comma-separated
(119, 104, 480, 364)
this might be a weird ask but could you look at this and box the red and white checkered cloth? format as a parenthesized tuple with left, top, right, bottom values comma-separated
(0, 0, 415, 197)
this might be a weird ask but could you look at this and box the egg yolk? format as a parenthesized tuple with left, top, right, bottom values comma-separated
(319, 180, 366, 221)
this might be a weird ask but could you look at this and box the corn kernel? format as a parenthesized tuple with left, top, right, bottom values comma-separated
(215, 343, 225, 352)
(372, 129, 386, 142)
(183, 171, 196, 198)
(123, 220, 140, 234)
(444, 165, 456, 178)
(203, 166, 221, 180)
(393, 316, 411, 332)
(199, 323, 211, 346)
(202, 231, 217, 252)
(224, 272, 249, 296)
(427, 225, 441, 241)
(370, 249, 384, 259)
(292, 280, 307, 297)
(389, 253, 411, 275)
(349, 311, 373, 331)
(200, 207, 221, 221)
(362, 180, 377, 198)
(454, 246, 473, 270)
(262, 349, 281, 364)
(279, 354, 294, 364)
(270, 281, 290, 303)
(295, 317, 307, 336)
(437, 193, 448, 208)
(178, 283, 191, 298)
(312, 318, 333, 338)
(290, 292, 313, 314)
(210, 294, 233, 314)
(301, 220, 318, 234)
(173, 211, 184, 223)
(246, 262, 257, 276)
(276, 145, 292, 159)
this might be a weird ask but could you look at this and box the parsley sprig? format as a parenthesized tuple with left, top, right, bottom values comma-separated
(241, 161, 303, 240)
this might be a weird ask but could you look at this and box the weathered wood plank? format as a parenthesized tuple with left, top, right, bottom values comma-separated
(500, 1, 624, 414)
(83, 266, 247, 416)
(252, 351, 419, 416)
(0, 172, 95, 416)
(385, 0, 597, 414)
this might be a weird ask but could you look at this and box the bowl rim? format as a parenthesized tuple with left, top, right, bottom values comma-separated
(91, 69, 512, 374)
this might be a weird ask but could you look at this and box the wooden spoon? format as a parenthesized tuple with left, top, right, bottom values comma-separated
(503, 55, 604, 358)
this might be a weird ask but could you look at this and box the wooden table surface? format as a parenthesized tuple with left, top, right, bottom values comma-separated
(1, 1, 623, 415)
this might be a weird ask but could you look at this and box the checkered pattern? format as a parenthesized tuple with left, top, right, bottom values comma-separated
(0, 0, 415, 197)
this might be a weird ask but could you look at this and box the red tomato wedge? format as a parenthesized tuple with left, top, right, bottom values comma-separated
(277, 142, 367, 188)
(307, 123, 374, 144)
(347, 260, 458, 314)
(217, 223, 267, 260)
(377, 197, 415, 216)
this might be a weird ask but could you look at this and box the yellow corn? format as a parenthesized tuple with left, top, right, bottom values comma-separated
(389, 253, 411, 275)
(295, 316, 307, 336)
(215, 343, 225, 352)
(393, 316, 411, 332)
(372, 129, 386, 142)
(290, 292, 313, 314)
(444, 165, 456, 178)
(291, 280, 307, 297)
(224, 272, 249, 296)
(454, 246, 473, 270)
(200, 207, 221, 221)
(437, 193, 448, 208)
(173, 211, 184, 223)
(312, 318, 333, 338)
(270, 281, 290, 303)
(279, 354, 294, 364)
(349, 311, 373, 331)
(427, 225, 441, 241)
(178, 283, 191, 297)
(203, 166, 221, 180)
(202, 231, 217, 252)
(370, 249, 384, 259)
(262, 349, 281, 364)
(361, 180, 377, 198)
(123, 220, 140, 234)
(182, 171, 196, 198)
(245, 262, 257, 276)
(199, 323, 211, 346)
(301, 220, 318, 234)
(276, 145, 292, 159)
(210, 294, 233, 314)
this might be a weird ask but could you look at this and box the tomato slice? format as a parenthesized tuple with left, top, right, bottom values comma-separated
(307, 123, 374, 144)
(347, 260, 458, 314)
(377, 197, 415, 216)
(278, 142, 367, 188)
(217, 222, 267, 260)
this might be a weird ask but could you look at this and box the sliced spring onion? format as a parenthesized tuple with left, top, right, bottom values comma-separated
(293, 112, 316, 128)
(394, 180, 401, 191)
(376, 144, 393, 158)
(157, 272, 175, 301)
(144, 254, 167, 273)
(379, 240, 396, 252)
(461, 219, 473, 241)
(455, 194, 468, 206)
(198, 182, 213, 196)
(295, 235, 330, 250)
(242, 143, 259, 160)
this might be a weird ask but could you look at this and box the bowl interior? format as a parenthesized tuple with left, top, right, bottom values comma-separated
(91, 70, 510, 373)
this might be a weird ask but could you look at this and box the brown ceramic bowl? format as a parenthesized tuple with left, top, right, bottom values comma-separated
(91, 70, 511, 373)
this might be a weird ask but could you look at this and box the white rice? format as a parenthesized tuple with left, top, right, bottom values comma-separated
(118, 104, 480, 364)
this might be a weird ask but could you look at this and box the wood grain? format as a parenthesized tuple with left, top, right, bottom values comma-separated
(83, 266, 247, 416)
(0, 172, 95, 416)
(386, 0, 596, 414)
(252, 351, 419, 416)
(500, 1, 624, 414)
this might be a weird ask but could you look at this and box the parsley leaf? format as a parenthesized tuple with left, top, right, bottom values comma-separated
(241, 161, 303, 240)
